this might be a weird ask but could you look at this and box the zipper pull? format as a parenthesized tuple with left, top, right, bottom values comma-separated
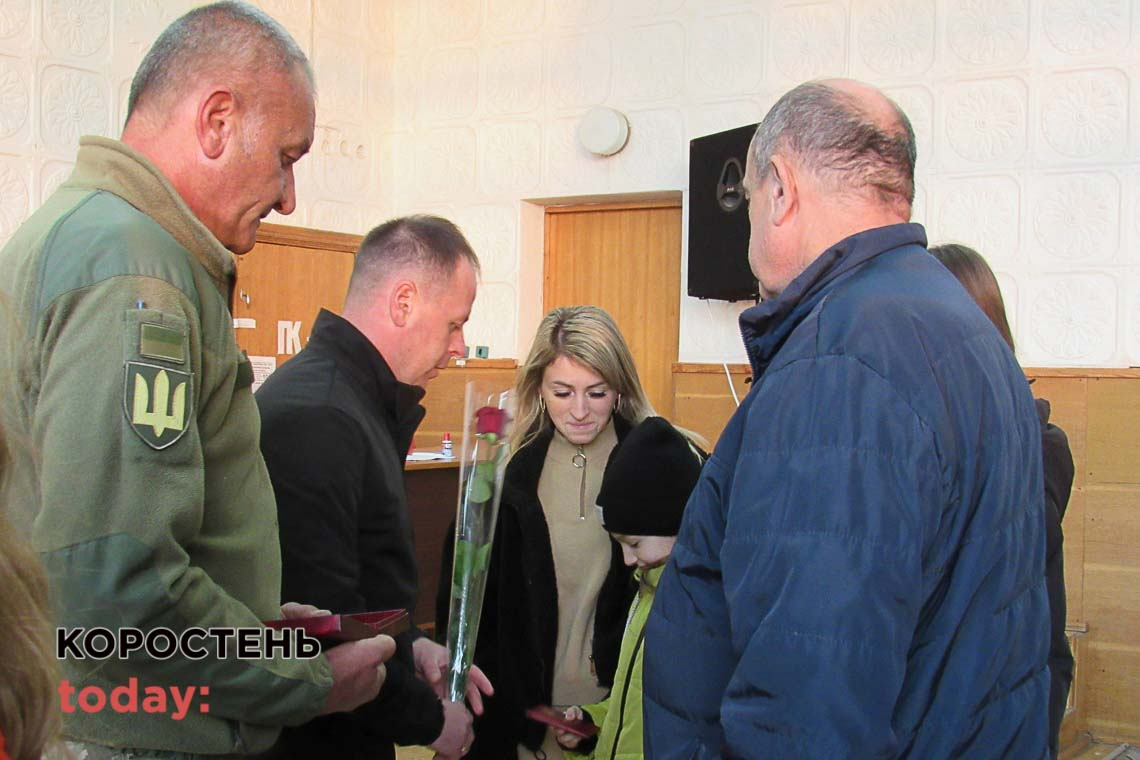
(573, 446, 587, 520)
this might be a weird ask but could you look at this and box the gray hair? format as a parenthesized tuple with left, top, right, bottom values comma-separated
(344, 215, 481, 308)
(127, 1, 313, 119)
(750, 81, 916, 210)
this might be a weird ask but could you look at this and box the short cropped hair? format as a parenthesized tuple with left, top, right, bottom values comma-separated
(751, 81, 916, 210)
(344, 215, 481, 308)
(127, 1, 313, 119)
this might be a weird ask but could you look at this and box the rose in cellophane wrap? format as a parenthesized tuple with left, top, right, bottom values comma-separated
(446, 382, 513, 702)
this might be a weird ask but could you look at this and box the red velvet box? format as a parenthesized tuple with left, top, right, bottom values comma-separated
(264, 609, 410, 643)
(525, 705, 599, 738)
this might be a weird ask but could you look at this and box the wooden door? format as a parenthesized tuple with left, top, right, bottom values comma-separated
(543, 201, 682, 416)
(232, 224, 359, 378)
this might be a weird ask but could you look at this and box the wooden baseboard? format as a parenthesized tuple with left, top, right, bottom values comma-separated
(1061, 731, 1094, 759)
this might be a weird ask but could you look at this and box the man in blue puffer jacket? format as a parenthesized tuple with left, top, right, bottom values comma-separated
(644, 79, 1049, 759)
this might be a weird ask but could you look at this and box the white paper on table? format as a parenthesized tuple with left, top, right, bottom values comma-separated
(406, 451, 451, 462)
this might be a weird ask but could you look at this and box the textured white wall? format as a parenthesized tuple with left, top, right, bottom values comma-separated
(0, 0, 1136, 366)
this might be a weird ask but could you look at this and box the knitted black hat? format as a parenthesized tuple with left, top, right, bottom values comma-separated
(597, 417, 702, 537)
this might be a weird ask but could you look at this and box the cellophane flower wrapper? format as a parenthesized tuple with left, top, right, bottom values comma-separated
(445, 382, 513, 702)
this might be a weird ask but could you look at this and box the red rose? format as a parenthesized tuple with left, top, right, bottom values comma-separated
(475, 406, 506, 436)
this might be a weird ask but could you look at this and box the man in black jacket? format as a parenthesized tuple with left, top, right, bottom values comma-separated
(256, 215, 489, 760)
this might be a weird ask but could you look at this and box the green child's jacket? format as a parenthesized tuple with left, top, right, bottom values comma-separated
(570, 565, 662, 760)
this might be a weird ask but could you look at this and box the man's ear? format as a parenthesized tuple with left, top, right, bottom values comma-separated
(196, 88, 237, 160)
(389, 280, 417, 328)
(768, 155, 798, 226)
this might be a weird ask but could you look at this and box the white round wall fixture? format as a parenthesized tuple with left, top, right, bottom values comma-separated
(577, 107, 630, 156)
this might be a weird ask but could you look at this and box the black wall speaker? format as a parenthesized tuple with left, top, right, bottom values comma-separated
(687, 123, 759, 301)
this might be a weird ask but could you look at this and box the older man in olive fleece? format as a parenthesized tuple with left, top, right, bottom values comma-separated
(0, 4, 391, 757)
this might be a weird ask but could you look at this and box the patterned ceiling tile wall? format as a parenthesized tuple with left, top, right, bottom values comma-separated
(0, 0, 1136, 366)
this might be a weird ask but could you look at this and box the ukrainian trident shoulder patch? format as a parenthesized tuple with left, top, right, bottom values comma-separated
(123, 361, 194, 449)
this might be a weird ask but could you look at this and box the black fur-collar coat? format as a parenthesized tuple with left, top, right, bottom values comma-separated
(436, 415, 636, 758)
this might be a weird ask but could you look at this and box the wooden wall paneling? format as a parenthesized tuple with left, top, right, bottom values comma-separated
(1085, 486, 1140, 549)
(231, 244, 355, 361)
(671, 365, 750, 448)
(255, 222, 361, 253)
(414, 360, 518, 454)
(233, 224, 359, 365)
(1079, 377, 1140, 743)
(1083, 485, 1140, 700)
(405, 463, 460, 633)
(543, 202, 682, 418)
(1082, 527, 1140, 645)
(1086, 378, 1140, 485)
(1085, 639, 1140, 742)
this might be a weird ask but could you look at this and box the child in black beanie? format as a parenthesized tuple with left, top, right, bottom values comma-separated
(552, 416, 703, 759)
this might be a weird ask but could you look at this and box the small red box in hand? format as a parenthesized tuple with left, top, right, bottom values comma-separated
(264, 609, 410, 644)
(525, 705, 599, 738)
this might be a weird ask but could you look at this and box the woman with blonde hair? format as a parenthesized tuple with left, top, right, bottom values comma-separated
(438, 306, 667, 759)
(511, 305, 655, 453)
(0, 425, 61, 760)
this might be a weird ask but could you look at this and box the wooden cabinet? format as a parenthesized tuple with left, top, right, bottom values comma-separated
(404, 461, 461, 633)
(232, 223, 359, 367)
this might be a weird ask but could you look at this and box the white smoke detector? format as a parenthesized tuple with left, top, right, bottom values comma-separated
(577, 107, 630, 156)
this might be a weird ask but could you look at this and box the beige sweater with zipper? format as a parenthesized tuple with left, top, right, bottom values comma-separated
(519, 424, 618, 760)
(540, 424, 618, 709)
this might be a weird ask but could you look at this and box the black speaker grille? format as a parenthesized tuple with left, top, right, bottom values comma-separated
(687, 123, 760, 302)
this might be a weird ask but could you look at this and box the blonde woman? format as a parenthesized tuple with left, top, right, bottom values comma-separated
(438, 306, 662, 759)
(0, 426, 60, 760)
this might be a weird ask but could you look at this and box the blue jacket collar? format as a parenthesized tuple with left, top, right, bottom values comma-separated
(739, 222, 927, 379)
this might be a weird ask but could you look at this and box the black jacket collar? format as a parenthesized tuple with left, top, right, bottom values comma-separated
(307, 308, 426, 456)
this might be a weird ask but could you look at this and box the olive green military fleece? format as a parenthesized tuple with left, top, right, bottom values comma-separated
(0, 137, 331, 754)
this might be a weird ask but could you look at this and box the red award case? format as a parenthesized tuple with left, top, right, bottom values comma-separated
(264, 609, 410, 644)
(525, 705, 599, 738)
